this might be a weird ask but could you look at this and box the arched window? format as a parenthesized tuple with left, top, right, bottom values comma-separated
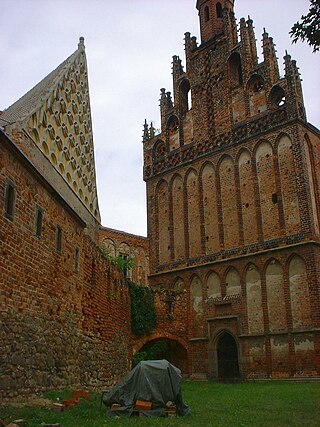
(191, 275, 203, 314)
(247, 74, 267, 116)
(179, 79, 191, 116)
(167, 115, 179, 133)
(167, 115, 180, 150)
(204, 6, 210, 22)
(216, 2, 222, 18)
(153, 139, 166, 160)
(102, 238, 116, 258)
(207, 272, 221, 299)
(225, 267, 241, 296)
(4, 180, 16, 221)
(228, 52, 243, 88)
(269, 85, 286, 108)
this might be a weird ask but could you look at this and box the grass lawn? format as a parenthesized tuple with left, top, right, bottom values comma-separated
(1, 381, 319, 427)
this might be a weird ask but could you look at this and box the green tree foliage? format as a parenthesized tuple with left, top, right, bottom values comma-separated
(290, 0, 320, 52)
(129, 281, 157, 336)
(99, 244, 135, 276)
(132, 339, 169, 366)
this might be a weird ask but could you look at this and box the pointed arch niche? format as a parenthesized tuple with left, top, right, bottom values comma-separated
(225, 267, 241, 297)
(191, 275, 204, 337)
(172, 175, 185, 261)
(238, 150, 258, 245)
(255, 141, 280, 240)
(179, 79, 191, 116)
(191, 275, 203, 315)
(266, 260, 286, 333)
(289, 256, 312, 330)
(246, 264, 263, 334)
(102, 238, 116, 258)
(247, 74, 267, 116)
(201, 163, 219, 254)
(228, 52, 243, 88)
(167, 115, 180, 151)
(156, 180, 170, 265)
(219, 157, 239, 249)
(278, 135, 301, 235)
(207, 272, 221, 300)
(186, 169, 201, 258)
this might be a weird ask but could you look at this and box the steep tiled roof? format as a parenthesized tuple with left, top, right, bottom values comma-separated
(0, 52, 76, 127)
(1, 37, 101, 222)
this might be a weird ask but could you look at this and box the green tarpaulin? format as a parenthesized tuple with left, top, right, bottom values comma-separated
(102, 359, 190, 417)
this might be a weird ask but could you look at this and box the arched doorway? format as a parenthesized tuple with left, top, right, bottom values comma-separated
(133, 338, 189, 376)
(217, 333, 240, 382)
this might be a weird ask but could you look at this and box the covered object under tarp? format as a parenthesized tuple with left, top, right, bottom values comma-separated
(102, 359, 190, 417)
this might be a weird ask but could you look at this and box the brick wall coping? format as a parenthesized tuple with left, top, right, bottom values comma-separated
(100, 225, 148, 240)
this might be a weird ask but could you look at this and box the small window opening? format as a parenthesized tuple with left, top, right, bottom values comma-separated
(75, 246, 80, 273)
(4, 181, 16, 221)
(272, 193, 278, 204)
(154, 140, 166, 160)
(204, 6, 210, 22)
(270, 86, 286, 109)
(167, 116, 179, 133)
(216, 2, 222, 18)
(179, 79, 191, 116)
(35, 206, 43, 237)
(119, 253, 130, 279)
(56, 225, 62, 253)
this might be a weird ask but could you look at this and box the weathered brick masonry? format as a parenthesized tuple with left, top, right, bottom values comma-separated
(99, 227, 149, 286)
(142, 0, 320, 380)
(0, 130, 130, 399)
(0, 39, 132, 399)
(1, 0, 320, 398)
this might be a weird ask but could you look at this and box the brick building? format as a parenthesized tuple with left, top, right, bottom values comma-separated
(0, 39, 131, 399)
(99, 227, 149, 285)
(1, 0, 320, 400)
(142, 0, 320, 380)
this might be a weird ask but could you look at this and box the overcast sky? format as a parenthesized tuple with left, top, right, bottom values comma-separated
(1, 0, 319, 237)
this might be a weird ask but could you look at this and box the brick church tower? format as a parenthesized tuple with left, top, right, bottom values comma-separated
(142, 0, 320, 380)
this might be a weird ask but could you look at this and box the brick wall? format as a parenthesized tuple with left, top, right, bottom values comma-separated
(146, 245, 320, 378)
(146, 124, 318, 275)
(0, 131, 131, 399)
(142, 1, 320, 380)
(99, 227, 149, 286)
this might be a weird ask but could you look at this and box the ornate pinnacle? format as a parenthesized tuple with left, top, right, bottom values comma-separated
(142, 119, 149, 143)
(149, 122, 155, 138)
(78, 36, 85, 50)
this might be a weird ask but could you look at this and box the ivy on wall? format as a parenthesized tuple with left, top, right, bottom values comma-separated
(99, 244, 157, 336)
(129, 281, 157, 336)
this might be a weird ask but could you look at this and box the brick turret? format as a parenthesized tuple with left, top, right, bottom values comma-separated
(196, 0, 235, 43)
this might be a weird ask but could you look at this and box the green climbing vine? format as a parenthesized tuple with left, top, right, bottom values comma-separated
(99, 244, 157, 336)
(129, 281, 157, 336)
(99, 244, 135, 275)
